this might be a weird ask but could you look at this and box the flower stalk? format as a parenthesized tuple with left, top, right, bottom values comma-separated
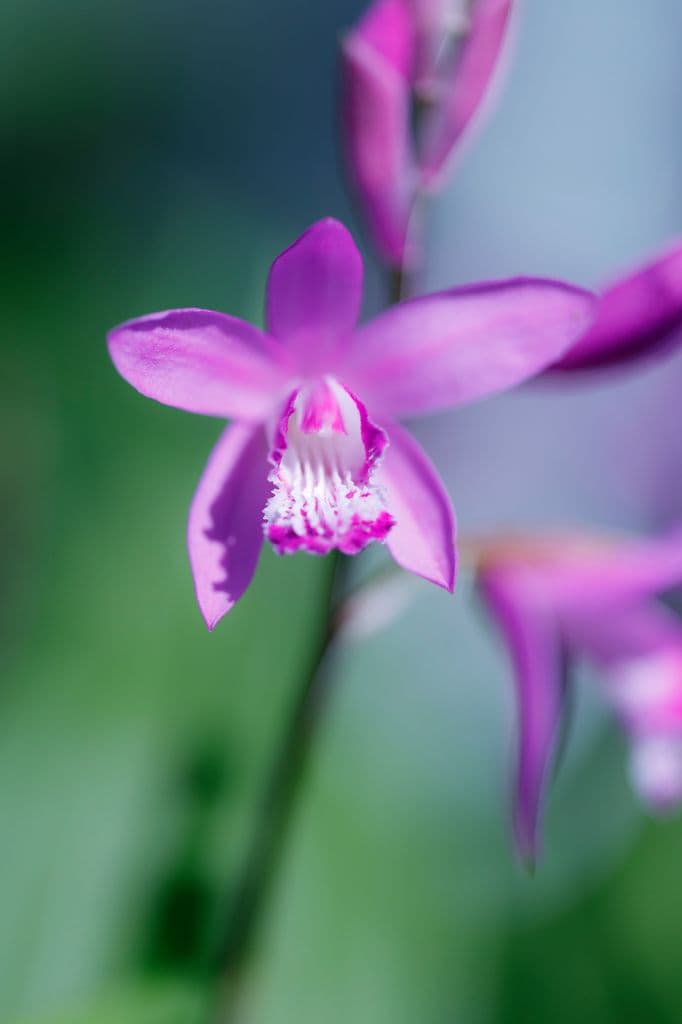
(210, 551, 352, 1021)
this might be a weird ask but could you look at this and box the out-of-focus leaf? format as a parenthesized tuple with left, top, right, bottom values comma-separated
(11, 980, 203, 1024)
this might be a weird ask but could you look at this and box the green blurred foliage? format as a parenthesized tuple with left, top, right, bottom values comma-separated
(13, 982, 203, 1024)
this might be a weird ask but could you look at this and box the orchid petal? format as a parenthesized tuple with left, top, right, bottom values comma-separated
(265, 219, 364, 364)
(340, 0, 417, 268)
(550, 240, 682, 372)
(342, 279, 596, 417)
(188, 422, 270, 630)
(566, 602, 682, 739)
(375, 419, 456, 591)
(108, 309, 288, 420)
(537, 528, 682, 613)
(352, 0, 415, 76)
(479, 568, 565, 864)
(570, 602, 682, 813)
(419, 0, 516, 187)
(565, 601, 682, 672)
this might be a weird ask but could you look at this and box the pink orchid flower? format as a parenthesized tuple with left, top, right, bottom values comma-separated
(108, 218, 593, 631)
(476, 529, 682, 864)
(341, 0, 515, 266)
(549, 238, 682, 373)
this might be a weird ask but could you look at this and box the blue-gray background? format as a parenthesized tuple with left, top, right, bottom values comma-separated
(2, 0, 682, 1020)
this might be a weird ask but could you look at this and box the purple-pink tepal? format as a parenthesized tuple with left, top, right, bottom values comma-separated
(548, 238, 682, 374)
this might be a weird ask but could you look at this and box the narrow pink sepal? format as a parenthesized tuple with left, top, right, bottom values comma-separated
(585, 608, 682, 728)
(341, 278, 596, 418)
(340, 2, 417, 268)
(265, 219, 364, 367)
(354, 0, 415, 76)
(187, 422, 270, 630)
(550, 239, 682, 373)
(479, 567, 564, 865)
(572, 603, 682, 814)
(107, 308, 288, 421)
(419, 0, 516, 188)
(375, 419, 456, 591)
(537, 528, 682, 614)
(566, 601, 682, 674)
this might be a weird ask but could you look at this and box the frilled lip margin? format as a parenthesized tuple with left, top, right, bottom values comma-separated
(264, 380, 395, 556)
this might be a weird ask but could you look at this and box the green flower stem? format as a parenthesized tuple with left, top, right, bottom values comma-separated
(211, 550, 352, 1021)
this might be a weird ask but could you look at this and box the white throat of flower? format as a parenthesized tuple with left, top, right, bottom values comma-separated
(263, 377, 394, 556)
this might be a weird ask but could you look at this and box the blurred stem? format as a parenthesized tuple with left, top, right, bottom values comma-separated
(210, 550, 352, 1022)
(387, 192, 427, 305)
(389, 265, 407, 305)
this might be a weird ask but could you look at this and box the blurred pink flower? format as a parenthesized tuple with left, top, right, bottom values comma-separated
(476, 529, 682, 864)
(340, 0, 515, 266)
(107, 218, 593, 629)
(549, 239, 682, 373)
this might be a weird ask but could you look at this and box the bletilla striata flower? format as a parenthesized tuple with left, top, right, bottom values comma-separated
(548, 238, 682, 374)
(341, 0, 515, 266)
(108, 218, 593, 630)
(476, 529, 682, 864)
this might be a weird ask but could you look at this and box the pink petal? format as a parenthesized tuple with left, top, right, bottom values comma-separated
(566, 601, 682, 673)
(187, 422, 270, 630)
(340, 1, 417, 268)
(375, 419, 456, 591)
(566, 603, 682, 735)
(353, 0, 415, 76)
(265, 219, 364, 366)
(341, 278, 596, 417)
(419, 0, 516, 188)
(108, 308, 288, 420)
(479, 567, 564, 865)
(550, 239, 682, 373)
(571, 602, 682, 814)
(341, 37, 416, 269)
(473, 527, 682, 642)
(537, 528, 682, 613)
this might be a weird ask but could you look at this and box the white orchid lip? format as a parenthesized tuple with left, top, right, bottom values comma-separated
(264, 377, 394, 556)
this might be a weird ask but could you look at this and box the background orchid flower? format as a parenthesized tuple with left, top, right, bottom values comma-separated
(340, 0, 515, 267)
(107, 217, 594, 630)
(476, 529, 682, 865)
(548, 238, 682, 374)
